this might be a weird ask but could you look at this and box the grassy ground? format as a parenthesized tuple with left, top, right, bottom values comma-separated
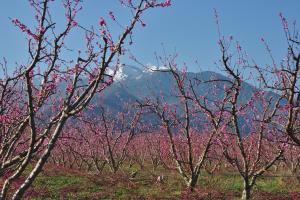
(7, 164, 300, 199)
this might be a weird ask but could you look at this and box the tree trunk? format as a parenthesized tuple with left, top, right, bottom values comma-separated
(11, 116, 67, 200)
(187, 174, 199, 192)
(241, 180, 251, 200)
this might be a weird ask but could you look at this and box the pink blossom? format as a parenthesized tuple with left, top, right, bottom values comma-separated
(101, 29, 106, 35)
(279, 12, 288, 30)
(282, 104, 292, 111)
(140, 21, 146, 27)
(160, 0, 171, 7)
(12, 18, 38, 40)
(0, 115, 8, 123)
(223, 84, 229, 92)
(72, 21, 78, 27)
(108, 11, 115, 21)
(163, 102, 168, 112)
(99, 17, 106, 27)
(66, 84, 73, 93)
(236, 42, 242, 51)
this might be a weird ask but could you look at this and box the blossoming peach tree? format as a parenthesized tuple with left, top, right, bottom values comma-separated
(255, 14, 300, 147)
(0, 0, 170, 199)
(212, 10, 289, 200)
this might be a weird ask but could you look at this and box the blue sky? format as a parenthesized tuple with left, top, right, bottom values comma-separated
(0, 1, 299, 73)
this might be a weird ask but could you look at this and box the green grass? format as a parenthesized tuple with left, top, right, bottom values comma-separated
(35, 175, 85, 191)
(30, 167, 103, 199)
(256, 176, 284, 193)
(199, 174, 243, 192)
(23, 164, 300, 199)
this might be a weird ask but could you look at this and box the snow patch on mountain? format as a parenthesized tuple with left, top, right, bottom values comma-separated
(143, 64, 169, 73)
(106, 65, 128, 81)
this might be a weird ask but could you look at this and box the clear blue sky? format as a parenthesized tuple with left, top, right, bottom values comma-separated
(0, 1, 299, 73)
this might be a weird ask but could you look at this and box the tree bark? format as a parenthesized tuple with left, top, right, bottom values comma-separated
(11, 116, 67, 200)
(241, 179, 251, 200)
(187, 174, 199, 192)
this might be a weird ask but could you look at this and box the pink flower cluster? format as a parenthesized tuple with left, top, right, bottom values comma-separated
(99, 17, 106, 27)
(159, 0, 171, 7)
(0, 114, 9, 123)
(11, 18, 38, 41)
(108, 11, 116, 21)
(279, 12, 288, 30)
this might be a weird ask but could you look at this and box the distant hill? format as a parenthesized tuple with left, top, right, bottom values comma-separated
(91, 66, 278, 134)
(99, 66, 274, 112)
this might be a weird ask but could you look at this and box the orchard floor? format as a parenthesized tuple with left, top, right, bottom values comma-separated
(9, 164, 300, 199)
